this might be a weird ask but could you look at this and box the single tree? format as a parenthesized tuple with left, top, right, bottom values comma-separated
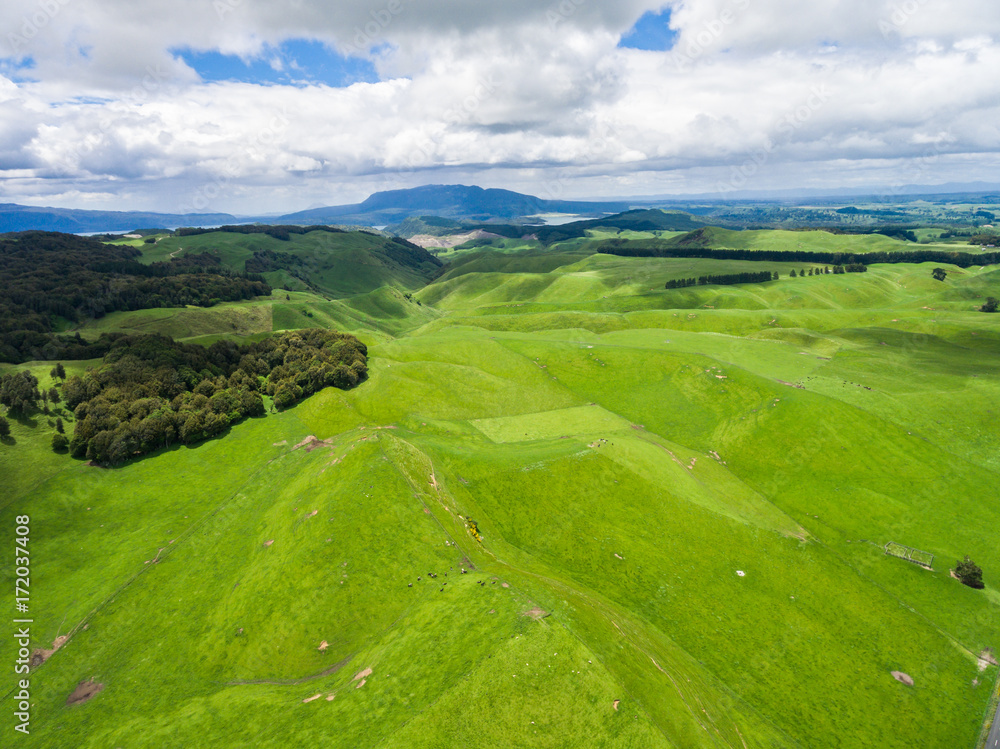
(55, 417, 65, 434)
(0, 415, 9, 438)
(932, 268, 947, 281)
(790, 269, 797, 278)
(772, 271, 779, 281)
(51, 433, 69, 452)
(48, 386, 60, 404)
(955, 556, 984, 589)
(981, 296, 999, 313)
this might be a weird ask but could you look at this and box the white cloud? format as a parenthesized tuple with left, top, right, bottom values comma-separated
(2, 0, 1000, 211)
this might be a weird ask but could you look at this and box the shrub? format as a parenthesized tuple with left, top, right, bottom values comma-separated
(955, 556, 984, 589)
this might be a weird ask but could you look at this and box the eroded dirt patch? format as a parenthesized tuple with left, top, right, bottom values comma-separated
(523, 606, 549, 620)
(66, 679, 103, 705)
(891, 671, 914, 686)
(30, 634, 68, 668)
(352, 667, 372, 682)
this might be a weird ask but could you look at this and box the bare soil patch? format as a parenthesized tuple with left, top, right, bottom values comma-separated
(66, 678, 104, 705)
(613, 699, 620, 711)
(302, 693, 321, 703)
(306, 438, 334, 453)
(353, 667, 372, 682)
(979, 649, 998, 671)
(891, 671, 914, 686)
(523, 606, 549, 620)
(30, 634, 69, 668)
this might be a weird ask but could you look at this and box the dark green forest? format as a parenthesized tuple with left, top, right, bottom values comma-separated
(55, 329, 367, 465)
(0, 232, 271, 363)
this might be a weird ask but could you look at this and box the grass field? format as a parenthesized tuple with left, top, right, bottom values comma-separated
(2, 233, 998, 747)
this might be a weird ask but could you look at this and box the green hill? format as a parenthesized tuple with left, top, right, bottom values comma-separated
(1, 229, 998, 748)
(144, 228, 443, 298)
(666, 226, 914, 252)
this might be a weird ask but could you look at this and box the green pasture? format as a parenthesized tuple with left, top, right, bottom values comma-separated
(2, 235, 999, 747)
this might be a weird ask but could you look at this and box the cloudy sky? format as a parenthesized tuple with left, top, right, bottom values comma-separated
(2, 0, 1000, 214)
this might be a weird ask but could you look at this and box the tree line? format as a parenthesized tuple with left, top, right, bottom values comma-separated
(175, 224, 347, 240)
(57, 329, 366, 465)
(597, 240, 1000, 268)
(0, 232, 271, 363)
(666, 270, 776, 288)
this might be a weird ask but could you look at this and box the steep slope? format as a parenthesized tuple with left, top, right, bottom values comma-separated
(145, 229, 442, 298)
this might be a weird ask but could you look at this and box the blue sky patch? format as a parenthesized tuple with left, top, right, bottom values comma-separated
(619, 9, 679, 51)
(0, 56, 38, 82)
(175, 39, 378, 87)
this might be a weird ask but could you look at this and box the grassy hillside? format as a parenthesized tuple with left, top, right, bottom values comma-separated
(141, 229, 442, 298)
(2, 231, 998, 747)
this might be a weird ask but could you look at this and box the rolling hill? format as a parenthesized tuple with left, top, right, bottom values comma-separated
(0, 228, 998, 748)
(141, 227, 443, 298)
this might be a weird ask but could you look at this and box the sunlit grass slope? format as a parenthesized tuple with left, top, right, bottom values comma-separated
(143, 229, 441, 297)
(2, 244, 998, 748)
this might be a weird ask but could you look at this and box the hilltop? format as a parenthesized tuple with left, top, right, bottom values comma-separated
(139, 226, 443, 298)
(277, 184, 631, 225)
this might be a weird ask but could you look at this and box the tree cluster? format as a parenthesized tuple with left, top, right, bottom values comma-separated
(0, 370, 40, 415)
(64, 329, 367, 465)
(244, 249, 306, 274)
(666, 271, 776, 289)
(0, 232, 271, 363)
(175, 224, 345, 240)
(955, 556, 984, 589)
(597, 240, 1000, 268)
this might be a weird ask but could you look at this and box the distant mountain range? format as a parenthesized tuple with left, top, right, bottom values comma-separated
(0, 203, 239, 234)
(4, 181, 1000, 234)
(0, 185, 629, 234)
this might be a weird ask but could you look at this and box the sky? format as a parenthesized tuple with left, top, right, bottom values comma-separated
(1, 0, 1000, 214)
